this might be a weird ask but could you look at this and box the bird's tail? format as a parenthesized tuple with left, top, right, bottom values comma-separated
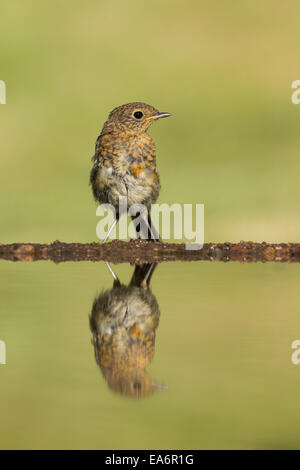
(130, 213, 160, 241)
(130, 263, 157, 288)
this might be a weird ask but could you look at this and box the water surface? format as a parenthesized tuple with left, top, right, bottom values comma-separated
(0, 260, 299, 449)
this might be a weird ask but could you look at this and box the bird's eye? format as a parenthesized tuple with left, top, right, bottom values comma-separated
(133, 111, 143, 119)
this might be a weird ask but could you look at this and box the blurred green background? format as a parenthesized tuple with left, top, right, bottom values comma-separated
(1, 0, 300, 242)
(0, 0, 300, 450)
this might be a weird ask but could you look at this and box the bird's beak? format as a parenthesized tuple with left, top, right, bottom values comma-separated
(151, 112, 172, 120)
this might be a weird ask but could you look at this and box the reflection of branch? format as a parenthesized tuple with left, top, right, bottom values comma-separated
(0, 240, 299, 263)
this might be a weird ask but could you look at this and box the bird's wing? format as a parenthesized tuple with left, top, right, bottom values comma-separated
(92, 130, 113, 164)
(91, 133, 103, 163)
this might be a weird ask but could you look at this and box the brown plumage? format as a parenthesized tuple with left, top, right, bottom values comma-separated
(90, 264, 162, 398)
(90, 102, 171, 239)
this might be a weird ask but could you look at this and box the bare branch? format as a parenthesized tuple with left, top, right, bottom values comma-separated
(0, 240, 299, 264)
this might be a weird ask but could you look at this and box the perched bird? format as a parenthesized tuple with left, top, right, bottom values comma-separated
(90, 263, 164, 398)
(90, 102, 171, 242)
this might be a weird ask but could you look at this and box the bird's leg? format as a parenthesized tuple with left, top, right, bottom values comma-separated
(102, 213, 120, 284)
(141, 262, 157, 288)
(132, 212, 160, 241)
(104, 261, 120, 285)
(146, 214, 160, 241)
(102, 215, 119, 243)
(130, 263, 157, 288)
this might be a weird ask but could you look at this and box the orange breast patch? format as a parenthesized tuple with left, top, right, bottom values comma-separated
(130, 163, 144, 177)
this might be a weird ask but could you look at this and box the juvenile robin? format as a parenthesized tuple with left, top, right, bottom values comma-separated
(90, 263, 163, 398)
(90, 102, 171, 242)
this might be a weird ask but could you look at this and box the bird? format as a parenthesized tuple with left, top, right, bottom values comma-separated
(90, 102, 171, 243)
(89, 263, 164, 398)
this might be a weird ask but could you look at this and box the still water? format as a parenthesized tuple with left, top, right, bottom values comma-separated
(0, 260, 299, 449)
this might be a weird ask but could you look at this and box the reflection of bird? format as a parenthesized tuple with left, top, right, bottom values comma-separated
(90, 264, 162, 398)
(90, 102, 171, 242)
